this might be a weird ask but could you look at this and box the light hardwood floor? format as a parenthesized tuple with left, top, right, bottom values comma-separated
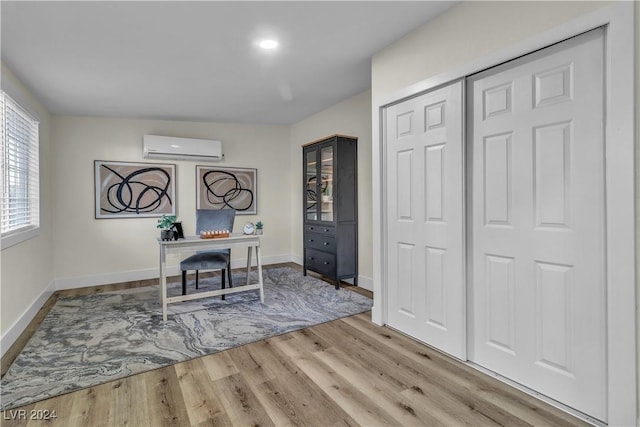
(1, 264, 587, 426)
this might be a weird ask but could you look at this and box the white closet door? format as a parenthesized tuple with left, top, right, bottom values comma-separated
(385, 81, 465, 359)
(468, 29, 606, 421)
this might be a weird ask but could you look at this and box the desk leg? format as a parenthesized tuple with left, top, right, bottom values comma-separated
(246, 246, 252, 286)
(159, 246, 168, 322)
(255, 244, 264, 303)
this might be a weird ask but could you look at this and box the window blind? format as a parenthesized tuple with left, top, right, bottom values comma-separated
(1, 92, 40, 236)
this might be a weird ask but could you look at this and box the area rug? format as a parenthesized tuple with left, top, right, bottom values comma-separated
(0, 267, 372, 410)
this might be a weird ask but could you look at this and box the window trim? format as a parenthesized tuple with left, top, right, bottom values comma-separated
(1, 91, 41, 250)
(0, 226, 40, 250)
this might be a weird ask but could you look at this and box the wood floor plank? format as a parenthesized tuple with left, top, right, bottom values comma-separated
(252, 370, 354, 427)
(212, 372, 275, 427)
(285, 347, 400, 426)
(247, 336, 357, 427)
(25, 388, 75, 427)
(66, 387, 109, 427)
(200, 350, 239, 382)
(309, 321, 493, 425)
(1, 264, 588, 426)
(342, 314, 588, 426)
(111, 374, 151, 427)
(271, 329, 331, 359)
(311, 319, 538, 426)
(313, 345, 448, 426)
(227, 339, 305, 387)
(144, 366, 190, 427)
(174, 358, 232, 427)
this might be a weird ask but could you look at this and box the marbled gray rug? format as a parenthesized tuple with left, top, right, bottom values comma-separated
(0, 267, 372, 410)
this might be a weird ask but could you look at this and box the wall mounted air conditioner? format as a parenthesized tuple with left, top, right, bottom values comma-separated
(143, 135, 223, 162)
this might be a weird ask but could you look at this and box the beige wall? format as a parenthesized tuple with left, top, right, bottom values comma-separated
(372, 1, 608, 100)
(51, 117, 291, 284)
(1, 64, 54, 338)
(289, 90, 373, 289)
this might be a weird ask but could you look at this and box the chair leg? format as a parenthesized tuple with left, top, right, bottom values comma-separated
(221, 269, 226, 300)
(195, 270, 199, 289)
(182, 270, 187, 296)
(228, 264, 233, 288)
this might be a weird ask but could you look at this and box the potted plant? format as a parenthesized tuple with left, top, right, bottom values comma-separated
(255, 221, 264, 235)
(157, 214, 177, 241)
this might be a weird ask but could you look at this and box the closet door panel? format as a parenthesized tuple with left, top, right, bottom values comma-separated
(468, 28, 606, 421)
(386, 81, 465, 359)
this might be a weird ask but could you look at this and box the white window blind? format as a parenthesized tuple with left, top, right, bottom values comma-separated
(1, 91, 40, 237)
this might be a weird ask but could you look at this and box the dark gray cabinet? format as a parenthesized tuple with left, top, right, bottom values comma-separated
(302, 135, 358, 289)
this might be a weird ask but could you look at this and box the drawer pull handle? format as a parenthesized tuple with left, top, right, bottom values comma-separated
(309, 239, 314, 243)
(323, 242, 329, 245)
(323, 261, 330, 265)
(309, 227, 314, 230)
(324, 229, 329, 232)
(309, 257, 315, 260)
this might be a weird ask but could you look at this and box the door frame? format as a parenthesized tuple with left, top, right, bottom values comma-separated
(373, 3, 636, 425)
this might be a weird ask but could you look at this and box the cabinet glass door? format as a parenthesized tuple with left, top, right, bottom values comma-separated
(305, 150, 318, 221)
(320, 145, 334, 222)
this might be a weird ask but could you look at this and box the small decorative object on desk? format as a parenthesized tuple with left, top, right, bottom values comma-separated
(200, 230, 230, 239)
(157, 214, 178, 241)
(255, 220, 263, 235)
(243, 222, 255, 235)
(172, 221, 184, 239)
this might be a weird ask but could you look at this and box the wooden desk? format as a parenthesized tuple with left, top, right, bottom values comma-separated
(158, 234, 264, 321)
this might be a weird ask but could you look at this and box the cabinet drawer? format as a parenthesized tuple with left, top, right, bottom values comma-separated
(305, 248, 336, 277)
(304, 233, 336, 252)
(304, 224, 335, 235)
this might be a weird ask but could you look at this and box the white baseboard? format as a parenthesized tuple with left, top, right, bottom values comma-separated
(54, 254, 295, 291)
(230, 254, 292, 271)
(54, 267, 167, 291)
(356, 275, 373, 292)
(1, 280, 55, 357)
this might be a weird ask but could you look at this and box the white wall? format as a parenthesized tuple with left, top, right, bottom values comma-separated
(289, 90, 373, 290)
(372, 1, 609, 100)
(51, 117, 292, 287)
(0, 64, 54, 342)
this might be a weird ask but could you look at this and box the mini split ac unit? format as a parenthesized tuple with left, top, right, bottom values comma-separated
(143, 135, 223, 162)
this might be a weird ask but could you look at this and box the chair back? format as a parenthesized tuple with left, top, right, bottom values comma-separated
(195, 209, 236, 234)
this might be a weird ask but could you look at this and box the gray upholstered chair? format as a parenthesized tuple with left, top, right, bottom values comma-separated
(180, 209, 236, 296)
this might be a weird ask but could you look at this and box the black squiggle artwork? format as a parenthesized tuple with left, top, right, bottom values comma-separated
(305, 175, 328, 212)
(100, 165, 172, 215)
(306, 176, 318, 211)
(202, 170, 254, 211)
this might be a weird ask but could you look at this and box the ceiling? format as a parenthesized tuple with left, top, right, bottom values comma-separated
(2, 1, 456, 125)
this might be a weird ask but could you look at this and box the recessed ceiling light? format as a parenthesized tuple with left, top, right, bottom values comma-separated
(258, 39, 278, 50)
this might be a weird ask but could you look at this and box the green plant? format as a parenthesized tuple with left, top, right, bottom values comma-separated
(156, 214, 177, 230)
(255, 221, 263, 230)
